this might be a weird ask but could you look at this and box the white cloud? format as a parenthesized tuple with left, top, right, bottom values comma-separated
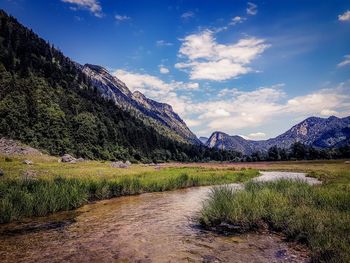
(114, 70, 199, 114)
(184, 119, 202, 127)
(159, 66, 170, 74)
(181, 11, 195, 20)
(61, 0, 102, 17)
(175, 30, 269, 81)
(229, 16, 246, 26)
(246, 132, 266, 140)
(338, 54, 350, 67)
(114, 67, 350, 137)
(338, 10, 350, 21)
(247, 2, 257, 16)
(156, 40, 173, 47)
(320, 109, 338, 116)
(115, 14, 131, 21)
(186, 83, 350, 135)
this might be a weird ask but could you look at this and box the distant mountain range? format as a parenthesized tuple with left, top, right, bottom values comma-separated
(205, 116, 350, 155)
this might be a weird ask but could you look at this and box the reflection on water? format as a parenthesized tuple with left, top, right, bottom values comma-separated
(0, 172, 312, 262)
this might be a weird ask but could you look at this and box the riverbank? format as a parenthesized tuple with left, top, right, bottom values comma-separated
(199, 162, 350, 263)
(0, 172, 312, 263)
(0, 154, 258, 223)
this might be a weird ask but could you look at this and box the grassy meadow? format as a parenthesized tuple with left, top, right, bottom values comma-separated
(0, 154, 258, 223)
(199, 160, 350, 263)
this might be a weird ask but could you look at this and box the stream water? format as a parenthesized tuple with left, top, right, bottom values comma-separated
(0, 172, 319, 263)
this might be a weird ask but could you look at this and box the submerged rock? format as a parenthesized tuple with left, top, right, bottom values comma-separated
(61, 154, 76, 163)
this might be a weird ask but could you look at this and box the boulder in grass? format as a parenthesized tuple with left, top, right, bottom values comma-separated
(61, 154, 76, 163)
(125, 160, 131, 166)
(345, 161, 350, 164)
(23, 160, 33, 165)
(111, 161, 129, 168)
(76, 158, 85, 163)
(0, 169, 4, 176)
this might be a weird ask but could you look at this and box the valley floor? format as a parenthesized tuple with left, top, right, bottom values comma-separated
(0, 152, 258, 223)
(0, 149, 349, 262)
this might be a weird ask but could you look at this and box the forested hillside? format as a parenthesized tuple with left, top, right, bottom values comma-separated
(0, 10, 240, 162)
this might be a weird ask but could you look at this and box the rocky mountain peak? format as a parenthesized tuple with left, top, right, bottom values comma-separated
(81, 63, 200, 144)
(84, 64, 109, 75)
(82, 64, 131, 96)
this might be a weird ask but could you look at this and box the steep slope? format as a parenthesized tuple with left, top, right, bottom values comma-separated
(263, 116, 350, 149)
(81, 64, 199, 144)
(0, 9, 214, 161)
(206, 116, 350, 154)
(207, 132, 254, 154)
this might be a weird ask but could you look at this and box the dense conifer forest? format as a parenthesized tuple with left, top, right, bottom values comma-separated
(0, 10, 244, 162)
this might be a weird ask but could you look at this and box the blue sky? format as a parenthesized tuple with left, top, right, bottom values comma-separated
(1, 0, 350, 139)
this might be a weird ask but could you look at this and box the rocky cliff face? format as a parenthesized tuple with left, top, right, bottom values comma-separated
(206, 132, 254, 154)
(81, 64, 200, 144)
(206, 116, 350, 154)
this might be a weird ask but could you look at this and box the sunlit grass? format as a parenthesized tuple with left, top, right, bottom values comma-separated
(199, 161, 350, 263)
(0, 154, 258, 223)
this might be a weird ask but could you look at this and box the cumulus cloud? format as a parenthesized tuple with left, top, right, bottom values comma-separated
(61, 0, 102, 17)
(159, 65, 170, 74)
(191, 84, 350, 135)
(114, 70, 199, 114)
(337, 54, 350, 67)
(247, 2, 257, 16)
(175, 30, 269, 81)
(338, 10, 350, 21)
(115, 14, 131, 21)
(114, 67, 350, 137)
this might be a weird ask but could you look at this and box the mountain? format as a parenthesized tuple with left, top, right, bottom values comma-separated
(0, 9, 226, 162)
(199, 137, 208, 144)
(206, 132, 253, 154)
(206, 116, 350, 155)
(81, 64, 199, 144)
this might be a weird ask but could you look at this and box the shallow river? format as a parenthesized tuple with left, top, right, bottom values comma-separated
(0, 172, 318, 263)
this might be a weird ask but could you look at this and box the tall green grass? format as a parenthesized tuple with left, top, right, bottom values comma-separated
(199, 180, 350, 263)
(0, 168, 258, 223)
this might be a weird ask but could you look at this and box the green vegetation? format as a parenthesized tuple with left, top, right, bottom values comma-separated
(199, 162, 350, 263)
(0, 154, 258, 223)
(0, 10, 243, 162)
(248, 142, 350, 162)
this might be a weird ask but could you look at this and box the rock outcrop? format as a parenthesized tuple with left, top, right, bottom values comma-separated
(61, 154, 77, 163)
(0, 138, 41, 155)
(111, 161, 129, 168)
